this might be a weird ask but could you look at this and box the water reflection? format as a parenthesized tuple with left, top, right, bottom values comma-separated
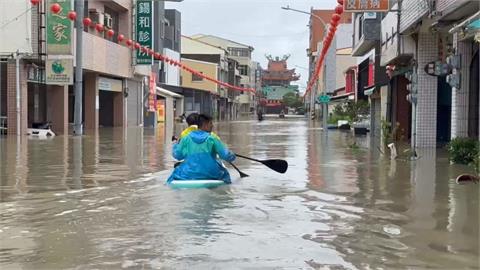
(0, 119, 478, 269)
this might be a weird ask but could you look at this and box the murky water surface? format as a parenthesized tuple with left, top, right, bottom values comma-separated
(0, 119, 478, 269)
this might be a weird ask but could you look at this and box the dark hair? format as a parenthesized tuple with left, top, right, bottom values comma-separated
(186, 113, 199, 126)
(197, 114, 213, 128)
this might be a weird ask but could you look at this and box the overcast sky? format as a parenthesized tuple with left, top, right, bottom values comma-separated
(166, 0, 338, 91)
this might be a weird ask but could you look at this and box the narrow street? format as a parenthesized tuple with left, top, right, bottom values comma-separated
(1, 119, 478, 269)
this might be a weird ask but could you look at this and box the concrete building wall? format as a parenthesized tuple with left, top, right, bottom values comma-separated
(84, 73, 99, 131)
(381, 6, 416, 65)
(180, 59, 218, 93)
(46, 85, 68, 135)
(310, 10, 352, 56)
(336, 49, 356, 90)
(126, 79, 143, 127)
(6, 60, 28, 135)
(164, 49, 180, 86)
(165, 9, 181, 52)
(81, 31, 131, 78)
(182, 36, 227, 56)
(324, 40, 337, 93)
(337, 24, 353, 49)
(0, 1, 33, 54)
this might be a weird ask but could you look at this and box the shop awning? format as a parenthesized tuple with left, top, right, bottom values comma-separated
(364, 86, 376, 96)
(156, 87, 183, 98)
(449, 11, 480, 34)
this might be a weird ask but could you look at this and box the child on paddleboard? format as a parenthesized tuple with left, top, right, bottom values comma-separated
(173, 112, 221, 142)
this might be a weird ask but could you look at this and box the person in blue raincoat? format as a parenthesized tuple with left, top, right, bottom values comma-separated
(167, 114, 236, 183)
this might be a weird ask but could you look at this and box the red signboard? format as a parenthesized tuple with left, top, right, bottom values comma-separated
(344, 0, 389, 12)
(148, 72, 156, 112)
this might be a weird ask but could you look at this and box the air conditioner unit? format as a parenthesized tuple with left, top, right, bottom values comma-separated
(104, 14, 113, 29)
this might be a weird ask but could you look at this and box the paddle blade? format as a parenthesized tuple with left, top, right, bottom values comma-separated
(262, 159, 288, 174)
(238, 171, 249, 178)
(228, 162, 249, 178)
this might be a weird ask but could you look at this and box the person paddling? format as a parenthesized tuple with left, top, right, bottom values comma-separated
(173, 112, 221, 142)
(167, 114, 236, 183)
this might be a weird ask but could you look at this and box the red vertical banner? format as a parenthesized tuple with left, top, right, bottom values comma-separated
(148, 72, 156, 112)
(345, 72, 352, 93)
(368, 61, 374, 86)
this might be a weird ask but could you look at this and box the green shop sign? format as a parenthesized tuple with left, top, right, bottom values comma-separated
(136, 0, 153, 65)
(46, 0, 72, 55)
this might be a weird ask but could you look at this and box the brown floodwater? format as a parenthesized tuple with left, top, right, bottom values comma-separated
(0, 118, 478, 269)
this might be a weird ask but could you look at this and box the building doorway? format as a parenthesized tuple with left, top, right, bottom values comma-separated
(99, 90, 114, 127)
(437, 76, 452, 145)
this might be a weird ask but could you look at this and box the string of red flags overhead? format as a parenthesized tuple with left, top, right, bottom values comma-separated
(28, 0, 256, 94)
(303, 0, 344, 100)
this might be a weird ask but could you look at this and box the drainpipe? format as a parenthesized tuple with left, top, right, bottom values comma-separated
(15, 51, 22, 137)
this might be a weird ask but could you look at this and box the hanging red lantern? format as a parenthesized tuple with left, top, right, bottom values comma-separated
(82, 17, 92, 27)
(30, 0, 40, 5)
(95, 23, 104, 32)
(106, 29, 115, 37)
(148, 49, 155, 56)
(126, 39, 133, 47)
(337, 0, 344, 5)
(117, 34, 125, 42)
(332, 14, 341, 22)
(67, 11, 76, 21)
(335, 5, 344, 15)
(154, 52, 161, 59)
(50, 3, 61, 14)
(134, 43, 141, 49)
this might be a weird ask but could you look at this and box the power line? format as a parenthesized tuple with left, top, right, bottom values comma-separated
(0, 7, 33, 29)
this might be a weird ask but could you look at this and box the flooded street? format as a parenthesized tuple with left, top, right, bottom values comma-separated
(0, 119, 478, 269)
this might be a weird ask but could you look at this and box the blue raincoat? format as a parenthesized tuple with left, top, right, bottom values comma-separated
(167, 130, 236, 183)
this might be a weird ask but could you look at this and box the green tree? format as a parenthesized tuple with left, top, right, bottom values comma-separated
(282, 92, 303, 109)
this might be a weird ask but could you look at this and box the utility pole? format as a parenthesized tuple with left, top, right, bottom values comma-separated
(73, 0, 84, 135)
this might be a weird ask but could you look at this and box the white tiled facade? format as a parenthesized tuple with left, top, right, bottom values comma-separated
(415, 32, 439, 148)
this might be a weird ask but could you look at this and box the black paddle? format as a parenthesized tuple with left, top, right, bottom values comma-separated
(235, 154, 288, 174)
(228, 162, 249, 178)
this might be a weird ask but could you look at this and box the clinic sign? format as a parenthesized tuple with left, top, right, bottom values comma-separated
(45, 59, 73, 85)
(136, 0, 153, 65)
(46, 0, 72, 55)
(343, 0, 389, 12)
